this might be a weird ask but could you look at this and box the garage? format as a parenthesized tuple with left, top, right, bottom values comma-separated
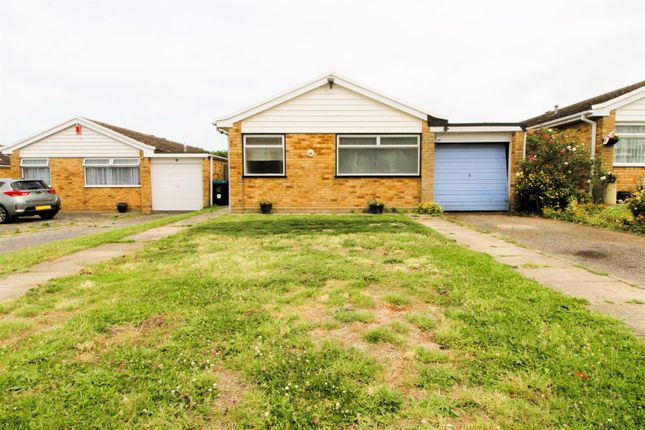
(434, 143, 509, 211)
(151, 158, 204, 211)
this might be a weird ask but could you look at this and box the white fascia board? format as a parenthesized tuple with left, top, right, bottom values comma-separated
(148, 153, 210, 158)
(430, 126, 522, 132)
(525, 111, 593, 129)
(591, 86, 645, 112)
(2, 117, 157, 156)
(214, 72, 447, 129)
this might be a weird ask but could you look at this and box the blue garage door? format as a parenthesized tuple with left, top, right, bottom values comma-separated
(435, 143, 509, 211)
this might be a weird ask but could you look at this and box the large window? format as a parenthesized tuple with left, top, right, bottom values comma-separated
(614, 125, 645, 166)
(243, 135, 285, 176)
(337, 135, 420, 176)
(21, 158, 50, 184)
(84, 158, 140, 186)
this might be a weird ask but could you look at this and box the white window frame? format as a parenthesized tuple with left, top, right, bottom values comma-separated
(243, 135, 286, 177)
(20, 158, 51, 184)
(613, 123, 645, 167)
(83, 157, 141, 187)
(336, 134, 421, 177)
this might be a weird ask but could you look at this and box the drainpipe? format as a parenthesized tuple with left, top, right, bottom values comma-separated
(580, 113, 597, 191)
(580, 113, 597, 160)
(209, 156, 213, 207)
(522, 131, 528, 160)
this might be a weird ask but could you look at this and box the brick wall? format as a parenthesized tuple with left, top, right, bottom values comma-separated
(614, 167, 645, 192)
(49, 154, 151, 212)
(212, 159, 227, 180)
(508, 131, 525, 210)
(228, 122, 430, 212)
(8, 150, 152, 212)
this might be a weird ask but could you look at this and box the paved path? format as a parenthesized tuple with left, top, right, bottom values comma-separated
(0, 209, 226, 301)
(448, 213, 645, 286)
(0, 212, 174, 253)
(416, 216, 645, 336)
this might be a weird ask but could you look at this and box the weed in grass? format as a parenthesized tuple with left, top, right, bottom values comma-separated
(383, 293, 409, 307)
(362, 327, 403, 345)
(415, 347, 449, 364)
(626, 299, 644, 304)
(405, 313, 436, 332)
(388, 321, 409, 334)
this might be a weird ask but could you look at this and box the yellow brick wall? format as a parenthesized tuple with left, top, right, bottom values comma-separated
(212, 159, 228, 180)
(9, 150, 152, 212)
(614, 167, 645, 192)
(48, 154, 151, 212)
(6, 153, 21, 178)
(509, 131, 525, 210)
(228, 122, 430, 212)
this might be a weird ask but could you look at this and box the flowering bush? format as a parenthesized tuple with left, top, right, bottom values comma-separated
(626, 190, 645, 218)
(516, 129, 592, 212)
(416, 201, 443, 215)
(543, 200, 645, 235)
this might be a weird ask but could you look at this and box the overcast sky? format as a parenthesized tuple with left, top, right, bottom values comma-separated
(1, 0, 643, 151)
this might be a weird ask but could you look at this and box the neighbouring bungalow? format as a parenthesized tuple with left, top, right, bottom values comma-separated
(214, 73, 645, 213)
(522, 81, 645, 193)
(0, 118, 228, 212)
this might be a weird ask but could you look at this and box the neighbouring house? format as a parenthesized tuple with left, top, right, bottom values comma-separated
(214, 73, 524, 212)
(0, 147, 9, 172)
(522, 81, 645, 193)
(0, 118, 228, 212)
(215, 73, 645, 212)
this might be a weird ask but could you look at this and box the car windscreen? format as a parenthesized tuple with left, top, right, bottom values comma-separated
(12, 180, 49, 190)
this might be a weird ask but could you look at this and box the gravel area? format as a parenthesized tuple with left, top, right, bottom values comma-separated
(448, 213, 645, 287)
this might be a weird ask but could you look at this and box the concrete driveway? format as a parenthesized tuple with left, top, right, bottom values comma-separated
(0, 212, 176, 253)
(448, 213, 645, 287)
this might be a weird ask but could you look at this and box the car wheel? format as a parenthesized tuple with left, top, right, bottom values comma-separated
(39, 210, 58, 220)
(0, 206, 9, 224)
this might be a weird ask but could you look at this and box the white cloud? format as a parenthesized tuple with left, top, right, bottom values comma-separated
(1, 0, 643, 151)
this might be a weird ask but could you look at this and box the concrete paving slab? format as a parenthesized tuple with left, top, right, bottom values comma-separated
(0, 209, 226, 302)
(589, 304, 645, 334)
(416, 216, 645, 336)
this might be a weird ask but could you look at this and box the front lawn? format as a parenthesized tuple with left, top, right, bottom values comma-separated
(542, 203, 645, 235)
(0, 215, 643, 429)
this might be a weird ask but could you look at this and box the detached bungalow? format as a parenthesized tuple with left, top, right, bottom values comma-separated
(215, 74, 645, 212)
(1, 118, 227, 212)
(522, 81, 645, 192)
(215, 73, 523, 212)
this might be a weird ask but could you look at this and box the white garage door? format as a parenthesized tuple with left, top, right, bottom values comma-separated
(151, 159, 204, 211)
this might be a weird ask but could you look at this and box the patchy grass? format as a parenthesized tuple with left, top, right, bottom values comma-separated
(0, 214, 643, 429)
(0, 209, 216, 278)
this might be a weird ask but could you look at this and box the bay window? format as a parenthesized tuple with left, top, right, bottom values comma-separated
(243, 135, 285, 176)
(21, 158, 51, 184)
(84, 158, 140, 186)
(613, 125, 645, 166)
(337, 135, 420, 176)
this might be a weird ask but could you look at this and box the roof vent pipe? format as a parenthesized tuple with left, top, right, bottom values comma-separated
(553, 105, 559, 115)
(183, 143, 187, 153)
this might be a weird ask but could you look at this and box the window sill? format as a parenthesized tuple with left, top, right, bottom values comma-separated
(242, 175, 287, 178)
(613, 163, 645, 167)
(84, 185, 141, 188)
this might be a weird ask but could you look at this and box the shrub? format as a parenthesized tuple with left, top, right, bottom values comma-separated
(515, 129, 592, 213)
(627, 190, 645, 218)
(417, 201, 443, 215)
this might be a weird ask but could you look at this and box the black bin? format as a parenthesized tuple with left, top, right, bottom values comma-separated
(213, 180, 229, 206)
